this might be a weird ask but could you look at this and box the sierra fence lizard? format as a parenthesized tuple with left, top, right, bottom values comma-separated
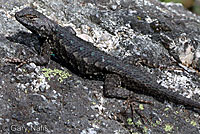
(15, 7, 200, 110)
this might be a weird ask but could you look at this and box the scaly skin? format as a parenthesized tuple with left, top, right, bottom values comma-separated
(15, 7, 200, 109)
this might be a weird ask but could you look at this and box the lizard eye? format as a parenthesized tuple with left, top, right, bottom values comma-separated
(24, 14, 37, 20)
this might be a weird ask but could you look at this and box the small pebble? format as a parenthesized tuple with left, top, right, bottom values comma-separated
(110, 4, 118, 10)
(29, 63, 37, 69)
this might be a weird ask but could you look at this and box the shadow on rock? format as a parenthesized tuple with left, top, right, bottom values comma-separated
(6, 31, 43, 53)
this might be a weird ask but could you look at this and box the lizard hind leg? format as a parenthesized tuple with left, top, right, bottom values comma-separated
(103, 74, 132, 99)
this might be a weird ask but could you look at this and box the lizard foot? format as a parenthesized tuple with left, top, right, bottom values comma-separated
(103, 74, 132, 99)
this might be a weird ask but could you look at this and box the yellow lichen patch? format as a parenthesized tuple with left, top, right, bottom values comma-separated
(41, 68, 71, 83)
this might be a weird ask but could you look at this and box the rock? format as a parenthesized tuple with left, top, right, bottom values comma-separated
(0, 0, 200, 133)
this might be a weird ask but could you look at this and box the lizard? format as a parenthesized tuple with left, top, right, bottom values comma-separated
(15, 7, 200, 110)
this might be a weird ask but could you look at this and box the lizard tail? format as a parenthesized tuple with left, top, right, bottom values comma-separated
(158, 88, 200, 109)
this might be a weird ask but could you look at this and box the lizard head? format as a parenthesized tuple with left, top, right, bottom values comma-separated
(15, 7, 58, 38)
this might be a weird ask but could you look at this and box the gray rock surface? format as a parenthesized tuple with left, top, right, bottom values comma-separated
(1, 0, 200, 133)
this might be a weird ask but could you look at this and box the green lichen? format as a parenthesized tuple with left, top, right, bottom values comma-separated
(143, 126, 148, 133)
(156, 120, 161, 125)
(190, 120, 197, 126)
(164, 107, 169, 111)
(185, 118, 190, 123)
(137, 16, 142, 20)
(164, 124, 173, 132)
(92, 102, 96, 105)
(41, 68, 71, 83)
(127, 118, 134, 125)
(139, 104, 144, 110)
(135, 120, 142, 126)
